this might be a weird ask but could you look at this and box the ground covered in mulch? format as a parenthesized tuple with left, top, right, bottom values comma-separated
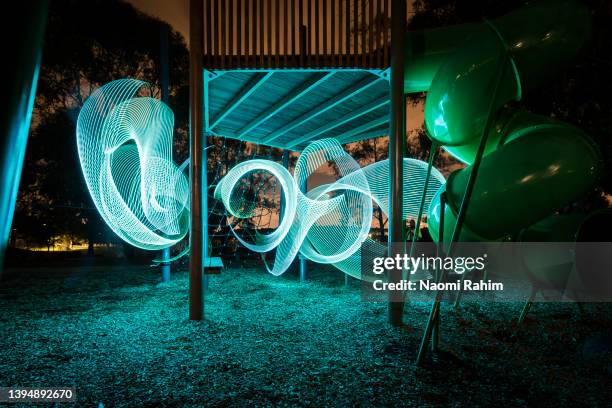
(0, 261, 610, 407)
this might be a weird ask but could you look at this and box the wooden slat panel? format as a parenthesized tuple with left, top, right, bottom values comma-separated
(384, 0, 389, 68)
(345, 0, 350, 64)
(299, 0, 304, 66)
(227, 0, 234, 66)
(377, 0, 382, 68)
(284, 0, 288, 66)
(361, 0, 366, 67)
(353, 0, 358, 67)
(245, 0, 250, 65)
(314, 0, 319, 66)
(307, 0, 312, 67)
(369, 0, 374, 67)
(237, 0, 241, 67)
(205, 0, 212, 65)
(267, 0, 272, 67)
(330, 0, 335, 66)
(291, 0, 296, 66)
(213, 0, 219, 66)
(222, 0, 227, 68)
(338, 0, 343, 65)
(259, 0, 264, 67)
(322, 0, 327, 62)
(275, 0, 280, 66)
(201, 0, 392, 70)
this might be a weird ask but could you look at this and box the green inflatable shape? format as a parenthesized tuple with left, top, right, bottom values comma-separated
(405, 0, 591, 151)
(416, 0, 603, 246)
(404, 1, 591, 96)
(426, 187, 486, 245)
(442, 123, 602, 240)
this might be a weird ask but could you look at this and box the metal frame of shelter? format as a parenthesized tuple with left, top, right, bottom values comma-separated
(187, 0, 432, 362)
(189, 0, 407, 325)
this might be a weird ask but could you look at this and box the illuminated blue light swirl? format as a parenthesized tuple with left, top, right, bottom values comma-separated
(77, 79, 189, 250)
(215, 138, 445, 278)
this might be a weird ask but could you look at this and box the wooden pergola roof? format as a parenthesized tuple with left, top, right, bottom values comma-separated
(205, 68, 390, 150)
(199, 0, 396, 150)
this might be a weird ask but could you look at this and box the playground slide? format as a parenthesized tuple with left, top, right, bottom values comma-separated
(405, 0, 604, 244)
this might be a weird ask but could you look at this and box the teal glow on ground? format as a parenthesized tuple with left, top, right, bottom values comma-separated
(0, 263, 610, 406)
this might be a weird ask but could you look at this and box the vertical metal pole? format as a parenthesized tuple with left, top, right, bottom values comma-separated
(280, 150, 289, 219)
(411, 145, 437, 250)
(299, 256, 307, 282)
(161, 248, 171, 282)
(517, 287, 537, 326)
(0, 0, 48, 272)
(160, 23, 171, 283)
(202, 85, 211, 290)
(388, 0, 406, 327)
(431, 192, 446, 352)
(299, 172, 307, 282)
(416, 29, 509, 364)
(189, 0, 204, 320)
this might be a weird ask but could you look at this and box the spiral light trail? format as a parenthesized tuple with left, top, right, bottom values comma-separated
(215, 138, 445, 278)
(76, 79, 189, 250)
(77, 81, 444, 277)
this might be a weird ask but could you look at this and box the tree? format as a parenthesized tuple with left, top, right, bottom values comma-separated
(14, 0, 190, 252)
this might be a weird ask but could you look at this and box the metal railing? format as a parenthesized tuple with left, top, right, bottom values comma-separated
(201, 0, 394, 69)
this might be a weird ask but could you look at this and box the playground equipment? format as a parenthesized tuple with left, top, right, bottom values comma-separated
(419, 1, 601, 242)
(71, 0, 604, 362)
(405, 0, 603, 363)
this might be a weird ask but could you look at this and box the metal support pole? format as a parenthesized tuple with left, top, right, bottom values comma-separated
(403, 144, 437, 295)
(388, 0, 407, 327)
(431, 192, 446, 352)
(299, 169, 307, 282)
(411, 145, 437, 251)
(0, 1, 48, 272)
(454, 20, 510, 310)
(160, 23, 171, 283)
(280, 150, 289, 218)
(300, 255, 307, 282)
(189, 0, 204, 320)
(517, 287, 537, 326)
(416, 28, 510, 365)
(161, 248, 171, 282)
